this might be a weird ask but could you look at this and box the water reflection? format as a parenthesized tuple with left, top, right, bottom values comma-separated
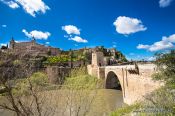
(0, 89, 124, 116)
(88, 89, 124, 116)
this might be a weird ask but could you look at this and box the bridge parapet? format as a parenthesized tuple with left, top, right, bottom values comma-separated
(105, 64, 157, 78)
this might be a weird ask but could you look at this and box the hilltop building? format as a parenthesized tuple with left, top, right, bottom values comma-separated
(2, 37, 61, 56)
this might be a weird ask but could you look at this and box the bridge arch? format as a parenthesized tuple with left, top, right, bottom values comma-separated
(106, 71, 122, 90)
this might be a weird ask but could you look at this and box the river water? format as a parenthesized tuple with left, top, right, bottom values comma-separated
(88, 89, 124, 116)
(0, 89, 124, 116)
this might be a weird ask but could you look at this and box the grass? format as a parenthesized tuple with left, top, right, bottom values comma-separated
(110, 103, 142, 116)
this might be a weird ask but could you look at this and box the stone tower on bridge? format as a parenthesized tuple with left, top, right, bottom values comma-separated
(91, 52, 105, 66)
(87, 52, 106, 79)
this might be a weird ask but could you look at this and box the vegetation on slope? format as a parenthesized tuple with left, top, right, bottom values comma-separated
(0, 65, 104, 116)
(44, 46, 128, 65)
(64, 67, 104, 89)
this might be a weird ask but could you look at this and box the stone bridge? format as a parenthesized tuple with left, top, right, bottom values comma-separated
(87, 52, 163, 105)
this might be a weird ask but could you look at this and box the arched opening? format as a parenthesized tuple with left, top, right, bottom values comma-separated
(106, 71, 121, 90)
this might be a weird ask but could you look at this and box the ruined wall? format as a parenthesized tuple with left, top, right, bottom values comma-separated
(46, 66, 71, 84)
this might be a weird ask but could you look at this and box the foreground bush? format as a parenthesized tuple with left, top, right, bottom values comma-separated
(13, 72, 49, 95)
(0, 67, 104, 116)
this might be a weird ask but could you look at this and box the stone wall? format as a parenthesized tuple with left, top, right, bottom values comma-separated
(9, 39, 60, 56)
(87, 51, 163, 105)
(104, 65, 164, 105)
(87, 65, 105, 79)
(92, 52, 105, 66)
(46, 66, 71, 84)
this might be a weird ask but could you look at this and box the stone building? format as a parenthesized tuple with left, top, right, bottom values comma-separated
(9, 38, 61, 56)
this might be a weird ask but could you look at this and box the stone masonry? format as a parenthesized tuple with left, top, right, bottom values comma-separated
(87, 52, 164, 105)
(9, 38, 61, 56)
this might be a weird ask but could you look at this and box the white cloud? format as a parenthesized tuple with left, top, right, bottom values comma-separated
(62, 25, 80, 35)
(149, 41, 173, 51)
(112, 45, 116, 48)
(74, 44, 78, 46)
(1, 0, 20, 9)
(46, 42, 50, 44)
(69, 36, 88, 43)
(159, 0, 174, 8)
(137, 44, 150, 49)
(147, 56, 156, 61)
(0, 0, 50, 17)
(16, 0, 50, 17)
(64, 35, 69, 38)
(22, 29, 51, 40)
(113, 16, 147, 35)
(2, 25, 7, 27)
(62, 25, 87, 43)
(0, 43, 7, 47)
(7, 1, 19, 9)
(162, 34, 175, 42)
(137, 34, 175, 52)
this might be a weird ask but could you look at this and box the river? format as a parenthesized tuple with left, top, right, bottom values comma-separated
(0, 89, 124, 116)
(88, 89, 124, 116)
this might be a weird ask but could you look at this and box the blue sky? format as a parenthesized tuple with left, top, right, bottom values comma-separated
(0, 0, 175, 60)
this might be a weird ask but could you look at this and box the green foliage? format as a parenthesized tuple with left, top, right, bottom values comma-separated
(110, 103, 141, 116)
(155, 50, 175, 76)
(115, 51, 128, 62)
(45, 53, 87, 65)
(29, 72, 49, 86)
(141, 50, 175, 115)
(0, 60, 3, 66)
(46, 55, 70, 64)
(69, 67, 87, 77)
(152, 72, 166, 81)
(64, 67, 104, 89)
(64, 75, 100, 89)
(13, 72, 49, 95)
(144, 87, 175, 115)
(153, 50, 175, 84)
(13, 60, 22, 65)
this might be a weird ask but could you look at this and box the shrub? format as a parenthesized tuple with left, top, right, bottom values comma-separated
(29, 72, 49, 86)
(64, 67, 104, 89)
(13, 72, 49, 95)
(110, 103, 141, 116)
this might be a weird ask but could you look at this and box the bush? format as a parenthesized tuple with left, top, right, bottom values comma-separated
(110, 103, 141, 116)
(13, 72, 49, 95)
(29, 72, 49, 86)
(64, 67, 104, 89)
